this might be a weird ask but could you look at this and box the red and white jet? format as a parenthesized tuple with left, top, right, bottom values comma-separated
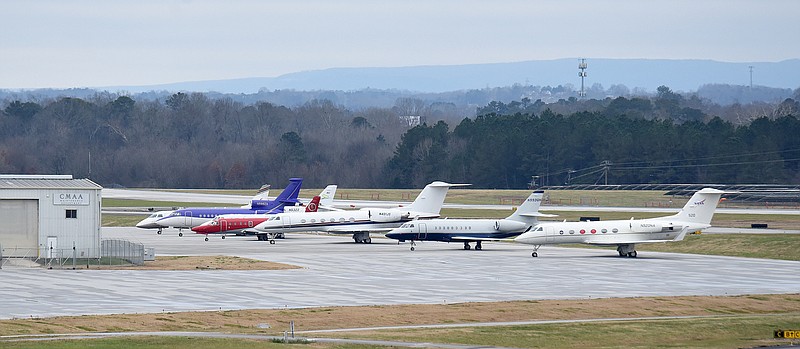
(191, 185, 336, 241)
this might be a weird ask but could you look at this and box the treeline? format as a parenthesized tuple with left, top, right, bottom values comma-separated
(384, 106, 800, 189)
(0, 93, 410, 188)
(1, 89, 799, 189)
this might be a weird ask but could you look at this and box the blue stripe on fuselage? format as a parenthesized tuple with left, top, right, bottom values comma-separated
(385, 231, 523, 242)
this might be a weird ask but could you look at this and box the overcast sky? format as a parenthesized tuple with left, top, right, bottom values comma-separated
(1, 0, 798, 89)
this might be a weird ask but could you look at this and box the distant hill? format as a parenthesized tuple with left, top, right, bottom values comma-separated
(105, 58, 800, 94)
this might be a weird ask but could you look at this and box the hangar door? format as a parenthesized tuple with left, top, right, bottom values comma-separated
(0, 200, 39, 257)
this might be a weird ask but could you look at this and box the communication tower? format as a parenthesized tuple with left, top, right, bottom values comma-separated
(748, 65, 754, 88)
(578, 58, 588, 98)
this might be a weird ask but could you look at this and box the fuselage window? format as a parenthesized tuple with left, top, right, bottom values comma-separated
(612, 228, 619, 233)
(601, 228, 608, 233)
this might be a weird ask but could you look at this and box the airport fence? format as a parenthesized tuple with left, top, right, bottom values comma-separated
(0, 239, 148, 269)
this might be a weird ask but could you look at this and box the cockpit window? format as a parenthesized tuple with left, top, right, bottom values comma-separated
(535, 227, 543, 231)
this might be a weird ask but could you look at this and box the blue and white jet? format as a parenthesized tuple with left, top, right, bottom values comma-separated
(155, 178, 303, 236)
(385, 190, 554, 251)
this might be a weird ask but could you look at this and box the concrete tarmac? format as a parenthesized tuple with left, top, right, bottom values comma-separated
(1, 227, 798, 319)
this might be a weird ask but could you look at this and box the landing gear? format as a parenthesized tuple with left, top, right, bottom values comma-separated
(353, 232, 372, 244)
(257, 233, 277, 244)
(463, 242, 471, 250)
(410, 241, 416, 251)
(156, 228, 162, 235)
(475, 241, 482, 251)
(204, 237, 209, 241)
(617, 244, 638, 258)
(178, 232, 183, 237)
(221, 235, 225, 240)
(531, 252, 538, 257)
(529, 245, 541, 258)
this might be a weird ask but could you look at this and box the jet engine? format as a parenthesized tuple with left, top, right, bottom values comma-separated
(368, 209, 403, 222)
(631, 222, 662, 233)
(494, 220, 528, 232)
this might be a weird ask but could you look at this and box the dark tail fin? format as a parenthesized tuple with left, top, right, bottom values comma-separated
(305, 196, 321, 212)
(275, 178, 303, 205)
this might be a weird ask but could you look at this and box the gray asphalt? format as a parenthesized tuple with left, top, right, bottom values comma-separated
(1, 226, 798, 320)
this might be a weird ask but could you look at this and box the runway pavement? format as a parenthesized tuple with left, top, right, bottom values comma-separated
(0, 226, 798, 319)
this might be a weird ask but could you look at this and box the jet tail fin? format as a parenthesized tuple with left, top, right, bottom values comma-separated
(669, 188, 727, 225)
(407, 181, 469, 216)
(305, 196, 321, 212)
(506, 190, 552, 222)
(318, 185, 337, 207)
(252, 184, 271, 201)
(275, 178, 304, 205)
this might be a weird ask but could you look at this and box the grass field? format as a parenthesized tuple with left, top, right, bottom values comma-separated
(1, 294, 798, 348)
(325, 314, 800, 349)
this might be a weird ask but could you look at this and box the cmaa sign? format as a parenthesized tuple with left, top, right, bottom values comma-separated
(53, 192, 90, 206)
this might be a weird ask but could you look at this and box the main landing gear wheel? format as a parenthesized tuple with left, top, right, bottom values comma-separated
(269, 240, 276, 245)
(204, 237, 209, 241)
(532, 252, 538, 257)
(221, 236, 225, 240)
(463, 242, 471, 250)
(627, 251, 638, 258)
(178, 232, 183, 237)
(364, 237, 372, 244)
(475, 242, 482, 251)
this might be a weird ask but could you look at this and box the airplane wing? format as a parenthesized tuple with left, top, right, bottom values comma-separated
(325, 226, 397, 233)
(519, 212, 558, 218)
(449, 236, 517, 242)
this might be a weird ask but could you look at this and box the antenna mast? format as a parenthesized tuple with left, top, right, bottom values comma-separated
(578, 58, 588, 98)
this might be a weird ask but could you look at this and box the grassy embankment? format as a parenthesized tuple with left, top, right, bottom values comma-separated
(1, 294, 799, 348)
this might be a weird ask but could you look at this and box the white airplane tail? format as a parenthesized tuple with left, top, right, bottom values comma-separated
(506, 190, 555, 223)
(669, 188, 726, 225)
(407, 181, 469, 216)
(252, 184, 271, 200)
(318, 185, 337, 207)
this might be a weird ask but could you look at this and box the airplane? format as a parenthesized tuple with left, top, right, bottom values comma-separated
(155, 178, 304, 236)
(514, 188, 728, 258)
(385, 190, 554, 251)
(135, 210, 174, 235)
(192, 195, 321, 241)
(135, 183, 273, 235)
(251, 181, 468, 243)
(190, 185, 337, 241)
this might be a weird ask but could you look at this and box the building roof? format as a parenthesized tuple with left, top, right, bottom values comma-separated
(0, 175, 102, 190)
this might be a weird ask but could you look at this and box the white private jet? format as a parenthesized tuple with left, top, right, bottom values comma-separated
(134, 183, 272, 235)
(252, 181, 468, 243)
(385, 190, 555, 251)
(135, 210, 174, 235)
(514, 188, 728, 258)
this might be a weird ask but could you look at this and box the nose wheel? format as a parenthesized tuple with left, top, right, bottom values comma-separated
(529, 245, 541, 258)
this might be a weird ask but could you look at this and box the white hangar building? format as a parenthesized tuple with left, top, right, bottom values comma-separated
(0, 175, 102, 258)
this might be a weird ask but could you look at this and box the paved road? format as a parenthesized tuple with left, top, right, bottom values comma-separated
(1, 227, 798, 319)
